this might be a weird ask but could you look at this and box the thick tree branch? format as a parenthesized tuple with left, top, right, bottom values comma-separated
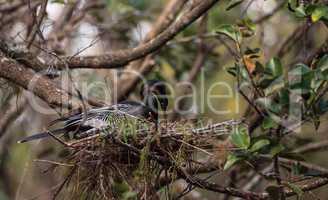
(0, 39, 45, 72)
(0, 53, 75, 108)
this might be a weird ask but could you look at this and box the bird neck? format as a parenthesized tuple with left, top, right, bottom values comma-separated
(144, 94, 160, 121)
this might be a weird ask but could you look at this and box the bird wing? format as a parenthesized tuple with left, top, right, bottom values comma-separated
(18, 104, 150, 143)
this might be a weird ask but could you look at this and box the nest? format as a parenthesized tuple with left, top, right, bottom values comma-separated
(46, 119, 244, 200)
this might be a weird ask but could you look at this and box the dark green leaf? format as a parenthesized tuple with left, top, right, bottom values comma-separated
(216, 24, 242, 43)
(291, 162, 302, 175)
(51, 0, 65, 4)
(288, 63, 314, 94)
(127, 0, 147, 10)
(226, 0, 244, 11)
(258, 75, 275, 89)
(262, 117, 277, 130)
(250, 139, 270, 152)
(316, 54, 328, 79)
(278, 89, 290, 106)
(317, 99, 328, 114)
(224, 154, 243, 170)
(269, 143, 285, 157)
(256, 98, 282, 114)
(265, 57, 283, 77)
(230, 126, 250, 149)
(264, 76, 285, 96)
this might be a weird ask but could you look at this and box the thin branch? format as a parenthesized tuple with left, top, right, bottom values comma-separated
(293, 140, 328, 154)
(26, 0, 48, 49)
(115, 0, 188, 101)
(178, 168, 266, 199)
(52, 0, 220, 69)
(0, 98, 27, 138)
(253, 1, 286, 24)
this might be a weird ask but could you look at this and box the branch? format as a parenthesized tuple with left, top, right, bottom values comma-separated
(178, 168, 266, 199)
(285, 178, 328, 197)
(253, 0, 286, 24)
(304, 38, 328, 65)
(0, 0, 25, 13)
(0, 39, 45, 72)
(0, 53, 75, 108)
(156, 158, 220, 190)
(293, 140, 328, 154)
(52, 0, 220, 69)
(0, 98, 27, 138)
(26, 0, 48, 48)
(170, 15, 212, 119)
(115, 0, 188, 100)
(47, 1, 105, 53)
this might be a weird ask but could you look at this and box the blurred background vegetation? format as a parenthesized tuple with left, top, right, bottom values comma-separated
(0, 0, 328, 199)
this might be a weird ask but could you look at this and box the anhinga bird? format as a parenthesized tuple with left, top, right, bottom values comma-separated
(18, 80, 168, 143)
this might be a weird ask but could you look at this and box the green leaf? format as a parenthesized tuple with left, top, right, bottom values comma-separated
(106, 0, 111, 6)
(51, 0, 65, 4)
(311, 6, 328, 22)
(226, 0, 244, 11)
(291, 162, 302, 175)
(269, 143, 285, 157)
(230, 126, 250, 149)
(288, 0, 297, 10)
(224, 154, 243, 170)
(288, 63, 314, 93)
(258, 76, 275, 89)
(250, 139, 270, 152)
(278, 89, 290, 106)
(256, 97, 282, 114)
(317, 99, 328, 114)
(262, 117, 277, 130)
(242, 17, 256, 31)
(127, 0, 147, 10)
(264, 76, 285, 96)
(265, 57, 283, 77)
(316, 54, 328, 79)
(216, 24, 242, 44)
(295, 5, 307, 17)
(284, 182, 304, 198)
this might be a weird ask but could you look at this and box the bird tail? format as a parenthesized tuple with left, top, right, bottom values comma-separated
(17, 128, 66, 143)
